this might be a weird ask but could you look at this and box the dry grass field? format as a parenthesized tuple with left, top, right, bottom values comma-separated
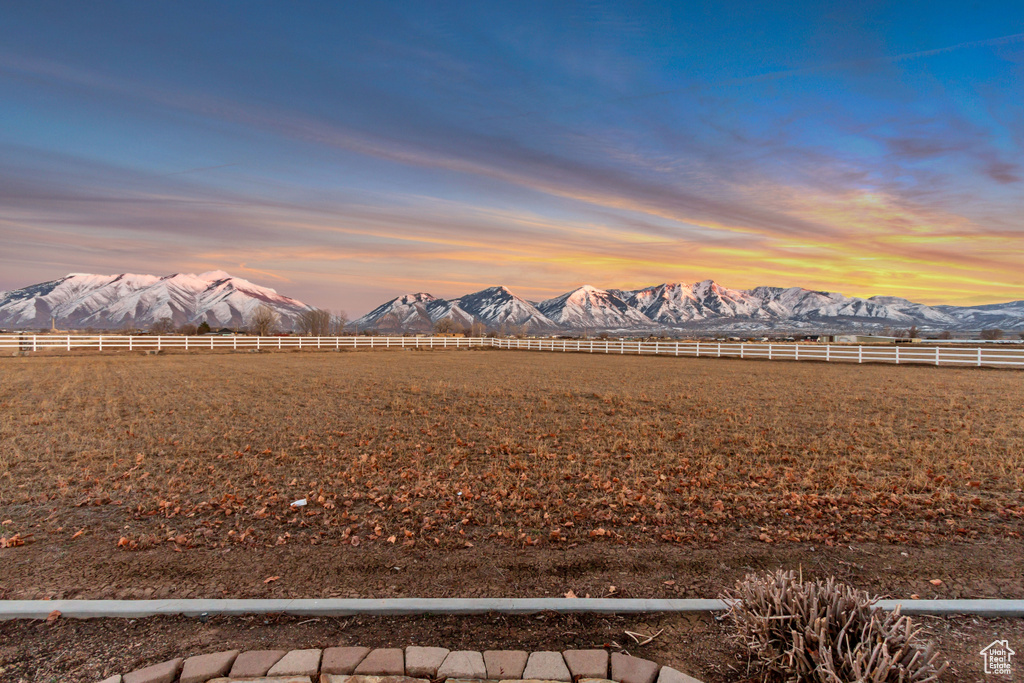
(1, 348, 1023, 604)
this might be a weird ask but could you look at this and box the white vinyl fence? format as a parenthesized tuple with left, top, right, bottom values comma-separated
(1, 334, 1022, 368)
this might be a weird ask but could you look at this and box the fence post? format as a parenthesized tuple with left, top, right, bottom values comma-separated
(977, 347, 982, 367)
(858, 345, 862, 364)
(740, 343, 744, 359)
(895, 345, 899, 364)
(825, 345, 830, 362)
(233, 336, 237, 351)
(183, 336, 187, 351)
(210, 336, 214, 350)
(278, 337, 281, 350)
(935, 346, 940, 366)
(717, 343, 721, 357)
(795, 344, 798, 361)
(696, 342, 700, 357)
(768, 343, 772, 360)
(67, 335, 71, 351)
(98, 335, 102, 352)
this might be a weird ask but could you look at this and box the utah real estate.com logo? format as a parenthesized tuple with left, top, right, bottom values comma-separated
(980, 640, 1015, 676)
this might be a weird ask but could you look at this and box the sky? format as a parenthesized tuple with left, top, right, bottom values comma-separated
(1, 1, 1022, 313)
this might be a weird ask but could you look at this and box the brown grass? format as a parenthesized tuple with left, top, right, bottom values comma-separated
(1, 349, 1022, 554)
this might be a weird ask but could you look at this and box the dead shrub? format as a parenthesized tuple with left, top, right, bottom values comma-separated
(723, 569, 947, 682)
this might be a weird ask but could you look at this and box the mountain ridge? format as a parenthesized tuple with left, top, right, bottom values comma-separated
(1, 272, 1021, 332)
(0, 272, 310, 330)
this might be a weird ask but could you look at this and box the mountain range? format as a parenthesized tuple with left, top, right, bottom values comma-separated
(352, 281, 1024, 333)
(1, 272, 1021, 333)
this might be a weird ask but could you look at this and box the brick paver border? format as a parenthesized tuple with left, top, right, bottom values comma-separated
(98, 645, 705, 683)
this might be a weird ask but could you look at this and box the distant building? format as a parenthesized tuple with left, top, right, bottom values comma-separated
(822, 334, 921, 344)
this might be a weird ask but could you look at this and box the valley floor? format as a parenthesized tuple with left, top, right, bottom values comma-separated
(1, 349, 1021, 600)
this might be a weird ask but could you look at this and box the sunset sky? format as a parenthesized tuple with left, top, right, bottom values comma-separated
(1, 1, 1022, 313)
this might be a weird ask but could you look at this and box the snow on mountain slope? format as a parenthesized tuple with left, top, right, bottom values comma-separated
(454, 286, 556, 329)
(350, 292, 474, 331)
(538, 285, 654, 328)
(0, 272, 310, 329)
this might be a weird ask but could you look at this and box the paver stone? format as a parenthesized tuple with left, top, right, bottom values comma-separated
(354, 649, 405, 676)
(656, 667, 703, 683)
(97, 676, 122, 683)
(180, 649, 239, 683)
(484, 651, 529, 680)
(230, 650, 288, 677)
(522, 652, 571, 682)
(322, 647, 372, 675)
(405, 647, 450, 678)
(320, 676, 429, 683)
(269, 649, 323, 676)
(563, 650, 609, 679)
(437, 651, 487, 679)
(122, 658, 182, 683)
(610, 654, 659, 683)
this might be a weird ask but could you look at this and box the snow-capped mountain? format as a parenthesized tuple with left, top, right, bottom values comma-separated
(453, 286, 556, 329)
(352, 292, 474, 331)
(537, 285, 653, 329)
(3, 272, 1021, 333)
(353, 281, 1024, 333)
(0, 271, 310, 330)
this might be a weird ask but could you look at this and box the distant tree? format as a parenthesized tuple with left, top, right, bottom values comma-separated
(329, 310, 349, 336)
(297, 308, 332, 336)
(248, 305, 279, 337)
(1019, 331, 1024, 341)
(179, 323, 198, 336)
(433, 317, 457, 334)
(150, 317, 174, 335)
(197, 321, 212, 335)
(906, 325, 919, 339)
(937, 330, 953, 340)
(980, 328, 1004, 340)
(469, 321, 487, 338)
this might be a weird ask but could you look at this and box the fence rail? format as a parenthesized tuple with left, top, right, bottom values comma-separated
(1, 334, 1022, 368)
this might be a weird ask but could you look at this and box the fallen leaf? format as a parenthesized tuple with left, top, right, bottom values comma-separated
(46, 610, 61, 624)
(264, 576, 280, 583)
(387, 535, 397, 543)
(929, 579, 943, 586)
(71, 529, 85, 540)
(564, 590, 578, 599)
(663, 580, 676, 586)
(117, 537, 129, 547)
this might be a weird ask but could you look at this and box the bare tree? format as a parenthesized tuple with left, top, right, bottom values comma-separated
(469, 321, 487, 338)
(937, 330, 953, 340)
(980, 328, 1004, 340)
(150, 317, 174, 335)
(433, 317, 457, 334)
(329, 310, 349, 336)
(248, 304, 280, 337)
(179, 323, 198, 336)
(297, 308, 332, 336)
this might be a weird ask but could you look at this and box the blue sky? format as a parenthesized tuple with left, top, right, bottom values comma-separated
(1, 1, 1022, 312)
